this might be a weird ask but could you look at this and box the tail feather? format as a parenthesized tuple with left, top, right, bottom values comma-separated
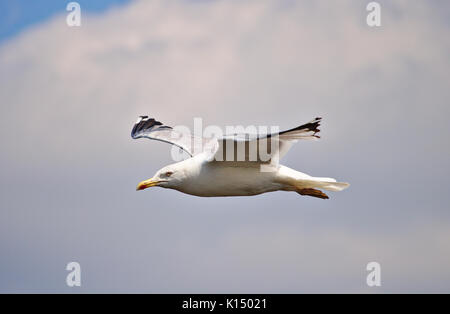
(310, 177, 337, 183)
(301, 179, 350, 192)
(276, 166, 349, 199)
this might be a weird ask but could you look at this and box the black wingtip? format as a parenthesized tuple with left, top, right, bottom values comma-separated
(279, 117, 322, 137)
(131, 116, 172, 139)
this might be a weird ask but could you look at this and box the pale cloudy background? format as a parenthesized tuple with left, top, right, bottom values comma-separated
(0, 0, 449, 293)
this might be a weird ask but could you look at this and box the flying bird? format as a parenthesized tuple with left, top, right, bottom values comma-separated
(131, 117, 349, 199)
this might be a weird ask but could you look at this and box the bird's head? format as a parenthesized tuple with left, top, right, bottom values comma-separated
(136, 165, 185, 191)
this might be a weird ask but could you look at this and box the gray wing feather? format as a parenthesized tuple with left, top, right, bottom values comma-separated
(214, 117, 321, 162)
(131, 116, 217, 157)
(131, 116, 321, 162)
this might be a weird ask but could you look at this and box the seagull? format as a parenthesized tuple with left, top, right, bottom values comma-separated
(131, 117, 349, 199)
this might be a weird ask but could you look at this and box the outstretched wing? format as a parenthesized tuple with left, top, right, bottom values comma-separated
(213, 117, 321, 163)
(131, 116, 217, 157)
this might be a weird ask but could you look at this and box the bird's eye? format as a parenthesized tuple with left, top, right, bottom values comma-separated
(165, 171, 173, 177)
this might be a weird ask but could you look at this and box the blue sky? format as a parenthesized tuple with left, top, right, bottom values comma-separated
(0, 0, 131, 43)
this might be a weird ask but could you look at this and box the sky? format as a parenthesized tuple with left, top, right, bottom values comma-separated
(0, 0, 449, 293)
(0, 0, 131, 43)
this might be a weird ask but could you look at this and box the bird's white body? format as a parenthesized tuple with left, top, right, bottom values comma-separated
(154, 153, 348, 198)
(171, 155, 281, 196)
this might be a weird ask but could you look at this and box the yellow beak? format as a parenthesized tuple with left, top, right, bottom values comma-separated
(136, 178, 160, 191)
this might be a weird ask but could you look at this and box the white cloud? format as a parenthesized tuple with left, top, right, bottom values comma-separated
(0, 0, 449, 292)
